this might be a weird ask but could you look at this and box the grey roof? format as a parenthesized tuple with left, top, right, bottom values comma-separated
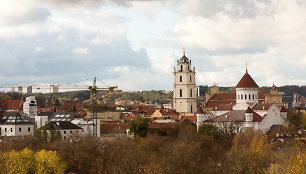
(206, 110, 263, 122)
(268, 125, 282, 133)
(38, 112, 83, 122)
(43, 121, 82, 130)
(0, 112, 34, 125)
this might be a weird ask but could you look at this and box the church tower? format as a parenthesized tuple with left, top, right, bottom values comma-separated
(173, 53, 197, 113)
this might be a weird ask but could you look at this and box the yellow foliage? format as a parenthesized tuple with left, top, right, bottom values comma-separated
(288, 143, 306, 174)
(35, 149, 66, 174)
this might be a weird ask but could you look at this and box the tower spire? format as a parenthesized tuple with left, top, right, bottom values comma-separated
(246, 62, 248, 73)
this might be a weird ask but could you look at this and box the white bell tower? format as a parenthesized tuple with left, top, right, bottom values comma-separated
(173, 53, 197, 113)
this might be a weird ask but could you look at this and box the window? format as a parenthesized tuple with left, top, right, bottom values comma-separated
(5, 128, 7, 132)
(249, 94, 251, 100)
(190, 75, 192, 82)
(64, 131, 66, 134)
(180, 89, 182, 97)
(19, 128, 21, 132)
(190, 89, 192, 97)
(180, 75, 182, 82)
(253, 94, 255, 100)
(188, 65, 190, 70)
(70, 131, 72, 134)
(180, 65, 183, 71)
(238, 95, 240, 99)
(241, 95, 243, 99)
(191, 105, 193, 113)
(245, 94, 247, 100)
(10, 128, 13, 132)
(76, 130, 78, 134)
(64, 136, 66, 139)
(28, 127, 30, 132)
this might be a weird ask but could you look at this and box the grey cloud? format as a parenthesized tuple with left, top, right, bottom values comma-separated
(3, 7, 51, 25)
(0, 26, 151, 85)
(180, 0, 272, 19)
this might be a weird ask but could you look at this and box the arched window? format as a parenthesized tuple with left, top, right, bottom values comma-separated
(188, 65, 190, 70)
(180, 65, 183, 71)
(180, 89, 182, 97)
(191, 105, 193, 113)
(190, 89, 192, 97)
(180, 75, 182, 82)
(245, 94, 247, 100)
(249, 94, 251, 100)
(253, 94, 255, 100)
(190, 75, 192, 82)
(241, 95, 243, 99)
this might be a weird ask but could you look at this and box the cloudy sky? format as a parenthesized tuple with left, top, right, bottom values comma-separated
(0, 0, 306, 91)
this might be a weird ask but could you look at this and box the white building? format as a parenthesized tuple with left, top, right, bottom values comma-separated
(0, 113, 34, 137)
(197, 69, 288, 133)
(23, 96, 38, 118)
(42, 121, 82, 140)
(36, 112, 100, 137)
(173, 53, 197, 113)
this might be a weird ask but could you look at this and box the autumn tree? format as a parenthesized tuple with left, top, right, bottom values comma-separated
(198, 124, 221, 138)
(130, 117, 150, 137)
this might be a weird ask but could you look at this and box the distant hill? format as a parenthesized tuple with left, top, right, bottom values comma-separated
(5, 85, 305, 106)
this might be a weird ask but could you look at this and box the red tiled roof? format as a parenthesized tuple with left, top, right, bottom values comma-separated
(236, 71, 259, 88)
(245, 106, 253, 113)
(100, 123, 130, 134)
(124, 116, 138, 121)
(212, 103, 235, 111)
(280, 106, 287, 112)
(180, 116, 197, 122)
(5, 100, 23, 110)
(159, 108, 180, 117)
(206, 92, 266, 108)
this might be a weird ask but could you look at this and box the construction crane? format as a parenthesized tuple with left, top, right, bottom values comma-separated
(0, 78, 118, 137)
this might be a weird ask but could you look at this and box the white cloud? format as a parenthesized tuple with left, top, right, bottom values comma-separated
(74, 47, 88, 55)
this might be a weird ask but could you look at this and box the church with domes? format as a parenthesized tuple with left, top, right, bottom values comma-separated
(195, 69, 288, 133)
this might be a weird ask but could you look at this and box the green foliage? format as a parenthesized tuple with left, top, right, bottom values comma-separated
(130, 117, 150, 137)
(301, 113, 306, 129)
(198, 124, 222, 138)
(34, 128, 61, 146)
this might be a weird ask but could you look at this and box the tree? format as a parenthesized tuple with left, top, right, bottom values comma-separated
(130, 117, 150, 137)
(198, 124, 221, 138)
(35, 149, 66, 174)
(301, 113, 306, 129)
(287, 142, 306, 174)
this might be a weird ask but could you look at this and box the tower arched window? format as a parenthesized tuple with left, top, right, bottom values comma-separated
(190, 75, 192, 82)
(249, 94, 251, 100)
(188, 65, 190, 70)
(190, 89, 192, 97)
(253, 94, 255, 100)
(191, 105, 193, 113)
(245, 94, 247, 100)
(180, 89, 182, 97)
(241, 95, 243, 99)
(180, 65, 183, 71)
(180, 75, 182, 82)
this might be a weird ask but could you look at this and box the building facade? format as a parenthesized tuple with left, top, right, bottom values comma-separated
(173, 53, 197, 113)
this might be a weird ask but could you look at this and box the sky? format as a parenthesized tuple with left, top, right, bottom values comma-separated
(0, 0, 306, 91)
